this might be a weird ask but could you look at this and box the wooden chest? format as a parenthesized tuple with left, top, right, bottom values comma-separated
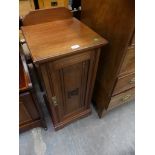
(22, 18, 107, 130)
(81, 0, 135, 117)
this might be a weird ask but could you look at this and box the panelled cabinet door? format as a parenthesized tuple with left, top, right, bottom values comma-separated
(19, 92, 40, 126)
(19, 99, 32, 125)
(40, 51, 95, 124)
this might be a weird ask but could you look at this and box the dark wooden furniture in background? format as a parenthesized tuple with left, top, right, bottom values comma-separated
(22, 18, 107, 130)
(19, 46, 47, 132)
(81, 0, 135, 117)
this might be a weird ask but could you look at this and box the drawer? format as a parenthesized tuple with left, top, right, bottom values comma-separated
(109, 88, 135, 110)
(39, 0, 68, 8)
(113, 73, 135, 95)
(129, 32, 135, 46)
(119, 46, 135, 76)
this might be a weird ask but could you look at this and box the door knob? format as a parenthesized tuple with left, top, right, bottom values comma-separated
(51, 96, 58, 106)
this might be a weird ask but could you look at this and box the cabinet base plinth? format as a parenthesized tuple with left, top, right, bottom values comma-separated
(53, 108, 91, 131)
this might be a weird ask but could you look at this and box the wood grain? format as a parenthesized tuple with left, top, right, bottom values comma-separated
(20, 92, 40, 125)
(22, 7, 72, 26)
(22, 17, 107, 130)
(39, 49, 101, 130)
(81, 0, 135, 117)
(19, 48, 47, 132)
(113, 73, 135, 96)
(22, 18, 108, 64)
(109, 88, 135, 110)
(82, 0, 135, 97)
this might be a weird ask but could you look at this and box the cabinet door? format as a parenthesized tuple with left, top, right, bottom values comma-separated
(40, 51, 96, 123)
(19, 92, 40, 126)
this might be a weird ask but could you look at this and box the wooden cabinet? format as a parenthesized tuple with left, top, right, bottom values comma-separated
(19, 47, 46, 132)
(22, 17, 107, 130)
(113, 73, 135, 95)
(38, 0, 68, 9)
(40, 50, 100, 130)
(81, 0, 135, 117)
(22, 7, 72, 26)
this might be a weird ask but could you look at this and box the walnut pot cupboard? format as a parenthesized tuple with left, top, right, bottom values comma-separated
(22, 18, 108, 130)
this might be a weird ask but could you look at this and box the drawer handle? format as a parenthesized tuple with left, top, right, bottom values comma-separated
(122, 95, 131, 102)
(129, 78, 135, 84)
(51, 96, 58, 106)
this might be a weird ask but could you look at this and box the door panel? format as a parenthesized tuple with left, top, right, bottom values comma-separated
(19, 92, 40, 126)
(48, 53, 91, 121)
(61, 61, 89, 115)
(19, 100, 32, 124)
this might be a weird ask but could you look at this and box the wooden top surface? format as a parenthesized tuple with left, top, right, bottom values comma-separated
(22, 18, 108, 64)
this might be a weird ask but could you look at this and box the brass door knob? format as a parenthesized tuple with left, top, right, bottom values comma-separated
(51, 96, 58, 106)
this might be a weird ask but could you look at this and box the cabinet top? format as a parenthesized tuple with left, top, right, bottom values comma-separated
(22, 18, 108, 64)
